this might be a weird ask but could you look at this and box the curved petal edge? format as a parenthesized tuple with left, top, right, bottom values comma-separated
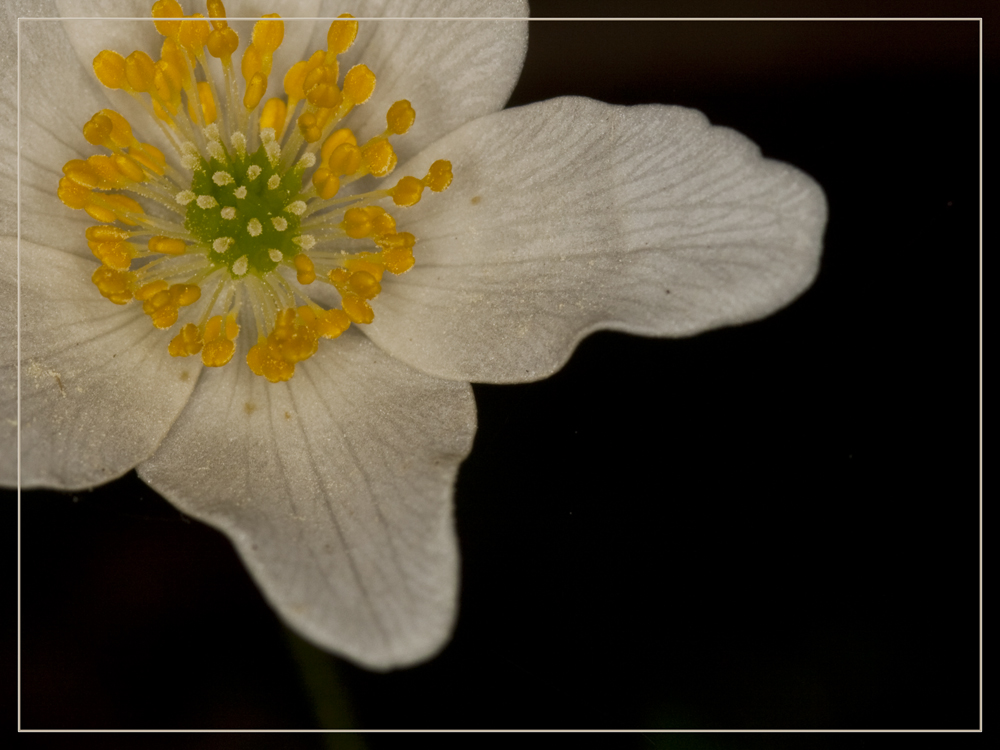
(138, 330, 477, 670)
(2, 239, 200, 489)
(366, 96, 827, 383)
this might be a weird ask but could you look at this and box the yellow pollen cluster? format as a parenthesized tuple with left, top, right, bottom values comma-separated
(57, 1, 453, 382)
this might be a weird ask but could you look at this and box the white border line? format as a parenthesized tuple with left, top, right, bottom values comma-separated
(15, 14, 983, 733)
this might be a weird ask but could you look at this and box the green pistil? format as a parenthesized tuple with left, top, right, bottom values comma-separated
(185, 143, 304, 276)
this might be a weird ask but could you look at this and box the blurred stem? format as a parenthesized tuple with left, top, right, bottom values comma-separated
(283, 626, 367, 749)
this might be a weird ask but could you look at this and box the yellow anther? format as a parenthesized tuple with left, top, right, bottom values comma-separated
(341, 206, 395, 239)
(369, 207, 397, 237)
(169, 323, 203, 357)
(327, 142, 362, 176)
(340, 295, 374, 325)
(377, 232, 416, 274)
(93, 49, 128, 89)
(348, 270, 381, 299)
(391, 175, 423, 207)
(246, 306, 330, 381)
(252, 14, 284, 58)
(100, 109, 135, 148)
(189, 80, 217, 124)
(178, 13, 211, 51)
(272, 308, 319, 364)
(87, 154, 128, 188)
(202, 314, 238, 367)
(343, 64, 375, 104)
(311, 167, 340, 200)
(327, 15, 358, 55)
(148, 236, 187, 255)
(113, 153, 146, 183)
(426, 159, 453, 192)
(206, 0, 228, 30)
(244, 71, 268, 110)
(341, 207, 371, 239)
(83, 203, 117, 224)
(297, 112, 323, 143)
(247, 340, 294, 382)
(241, 43, 262, 83)
(82, 113, 114, 146)
(283, 50, 324, 101)
(160, 37, 191, 88)
(174, 284, 201, 307)
(63, 161, 101, 190)
(321, 128, 357, 164)
(259, 97, 286, 132)
(207, 27, 239, 58)
(382, 248, 414, 276)
(315, 107, 336, 131)
(294, 253, 316, 284)
(147, 295, 178, 328)
(99, 193, 145, 225)
(151, 0, 184, 38)
(135, 279, 169, 301)
(304, 64, 342, 108)
(312, 307, 351, 339)
(92, 266, 134, 305)
(386, 100, 415, 135)
(343, 255, 385, 281)
(62, 158, 88, 176)
(152, 100, 170, 121)
(89, 239, 134, 270)
(153, 62, 180, 114)
(154, 59, 181, 101)
(85, 225, 131, 242)
(125, 50, 157, 92)
(129, 143, 166, 175)
(328, 268, 349, 284)
(361, 138, 396, 177)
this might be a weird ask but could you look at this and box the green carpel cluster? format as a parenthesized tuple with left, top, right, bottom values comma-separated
(185, 144, 303, 276)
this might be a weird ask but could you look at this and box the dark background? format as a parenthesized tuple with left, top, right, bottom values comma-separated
(14, 0, 983, 743)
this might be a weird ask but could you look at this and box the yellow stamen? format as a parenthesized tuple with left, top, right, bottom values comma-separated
(169, 322, 204, 357)
(93, 49, 128, 90)
(259, 97, 286, 132)
(386, 100, 415, 135)
(125, 50, 157, 92)
(178, 13, 211, 52)
(151, 0, 184, 38)
(202, 313, 238, 366)
(63, 2, 454, 383)
(327, 15, 358, 56)
(342, 64, 375, 105)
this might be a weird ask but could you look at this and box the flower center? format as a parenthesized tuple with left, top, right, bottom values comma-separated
(57, 0, 452, 382)
(183, 139, 304, 277)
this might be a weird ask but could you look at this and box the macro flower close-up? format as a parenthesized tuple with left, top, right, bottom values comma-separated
(5, 0, 827, 675)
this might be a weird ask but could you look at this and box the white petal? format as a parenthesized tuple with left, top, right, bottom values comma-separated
(2, 3, 66, 236)
(0, 239, 15, 482)
(321, 0, 528, 165)
(137, 329, 476, 670)
(1, 239, 200, 488)
(16, 17, 120, 257)
(366, 97, 827, 383)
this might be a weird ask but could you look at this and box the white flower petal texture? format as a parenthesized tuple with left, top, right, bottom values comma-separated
(1, 239, 200, 488)
(367, 97, 826, 383)
(138, 329, 476, 669)
(4, 2, 826, 670)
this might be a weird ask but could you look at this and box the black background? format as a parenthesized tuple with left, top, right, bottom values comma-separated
(14, 0, 983, 743)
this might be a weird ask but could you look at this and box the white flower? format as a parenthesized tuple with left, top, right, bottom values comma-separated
(0, 1, 826, 670)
